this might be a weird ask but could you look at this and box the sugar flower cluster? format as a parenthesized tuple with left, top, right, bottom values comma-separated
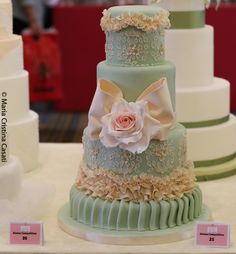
(101, 9, 170, 32)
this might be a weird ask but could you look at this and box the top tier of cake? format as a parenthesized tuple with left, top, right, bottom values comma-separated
(0, 0, 30, 122)
(157, 0, 205, 11)
(0, 0, 23, 78)
(0, 0, 12, 39)
(156, 0, 205, 29)
(101, 5, 170, 66)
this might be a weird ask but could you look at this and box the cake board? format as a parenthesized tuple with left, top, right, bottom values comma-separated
(58, 203, 211, 245)
(195, 156, 236, 181)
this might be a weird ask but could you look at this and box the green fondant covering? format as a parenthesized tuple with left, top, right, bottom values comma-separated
(61, 5, 208, 238)
(169, 11, 205, 29)
(83, 124, 186, 177)
(103, 6, 168, 66)
(107, 5, 165, 18)
(97, 60, 176, 109)
(103, 5, 168, 66)
(105, 27, 164, 66)
(70, 185, 202, 231)
(58, 203, 211, 244)
(181, 115, 230, 128)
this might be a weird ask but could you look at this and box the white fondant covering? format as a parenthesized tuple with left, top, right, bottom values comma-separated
(0, 0, 39, 172)
(0, 71, 29, 122)
(0, 0, 12, 38)
(157, 0, 205, 11)
(8, 111, 39, 172)
(0, 35, 23, 76)
(0, 156, 23, 199)
(165, 25, 213, 88)
(0, 147, 54, 232)
(187, 114, 236, 162)
(176, 78, 230, 123)
(164, 13, 236, 167)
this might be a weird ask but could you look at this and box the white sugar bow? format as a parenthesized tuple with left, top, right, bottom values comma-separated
(87, 78, 175, 154)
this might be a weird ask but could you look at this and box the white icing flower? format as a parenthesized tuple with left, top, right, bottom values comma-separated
(99, 99, 161, 154)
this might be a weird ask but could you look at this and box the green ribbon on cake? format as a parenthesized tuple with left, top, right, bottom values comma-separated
(169, 11, 205, 29)
(181, 115, 230, 129)
(195, 155, 236, 181)
(194, 152, 236, 168)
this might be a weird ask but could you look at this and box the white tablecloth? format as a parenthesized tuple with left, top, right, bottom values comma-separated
(0, 143, 235, 253)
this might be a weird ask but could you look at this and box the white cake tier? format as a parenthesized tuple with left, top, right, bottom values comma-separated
(187, 114, 236, 162)
(0, 0, 12, 39)
(0, 35, 23, 77)
(0, 71, 30, 123)
(0, 156, 23, 199)
(8, 111, 39, 172)
(176, 78, 230, 123)
(157, 0, 205, 11)
(165, 25, 213, 88)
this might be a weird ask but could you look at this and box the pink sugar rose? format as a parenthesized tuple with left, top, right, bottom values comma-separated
(99, 99, 161, 154)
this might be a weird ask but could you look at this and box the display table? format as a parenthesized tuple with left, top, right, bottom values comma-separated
(0, 143, 235, 253)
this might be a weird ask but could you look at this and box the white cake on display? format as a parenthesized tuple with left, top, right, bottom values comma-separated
(154, 0, 236, 180)
(0, 0, 39, 172)
(0, 54, 53, 232)
(0, 138, 53, 232)
(0, 131, 23, 200)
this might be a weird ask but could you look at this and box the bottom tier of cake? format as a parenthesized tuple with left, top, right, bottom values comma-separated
(194, 156, 236, 181)
(0, 156, 23, 199)
(69, 185, 202, 232)
(8, 110, 39, 172)
(186, 114, 236, 165)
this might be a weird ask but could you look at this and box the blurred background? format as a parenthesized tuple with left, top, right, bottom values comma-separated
(12, 0, 236, 143)
(60, 0, 235, 4)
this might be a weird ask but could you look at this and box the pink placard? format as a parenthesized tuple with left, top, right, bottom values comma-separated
(195, 221, 230, 248)
(9, 221, 44, 245)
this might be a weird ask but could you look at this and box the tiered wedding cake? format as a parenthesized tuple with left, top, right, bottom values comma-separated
(0, 0, 39, 172)
(156, 0, 236, 180)
(59, 5, 209, 244)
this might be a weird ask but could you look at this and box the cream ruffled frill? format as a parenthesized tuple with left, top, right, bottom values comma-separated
(100, 9, 170, 32)
(76, 161, 196, 202)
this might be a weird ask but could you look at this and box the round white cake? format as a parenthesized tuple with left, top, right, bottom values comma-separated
(0, 0, 39, 172)
(156, 0, 236, 180)
(165, 25, 214, 88)
(0, 156, 23, 199)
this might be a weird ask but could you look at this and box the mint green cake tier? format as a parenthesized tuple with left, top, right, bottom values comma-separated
(83, 124, 186, 177)
(107, 5, 166, 19)
(105, 26, 165, 66)
(70, 185, 202, 231)
(97, 60, 175, 109)
(103, 5, 168, 66)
